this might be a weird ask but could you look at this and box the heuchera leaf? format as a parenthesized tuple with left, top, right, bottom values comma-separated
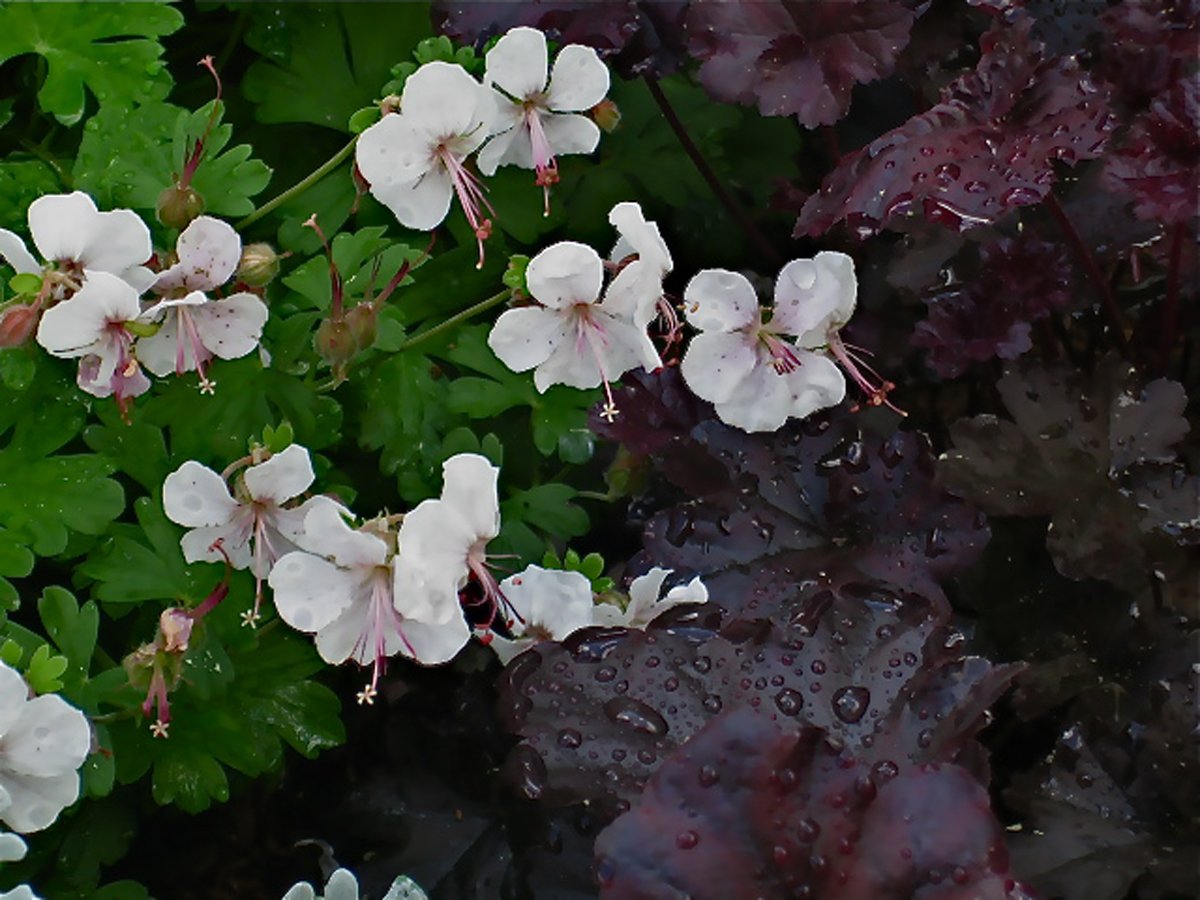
(684, 0, 925, 128)
(795, 16, 1115, 237)
(593, 706, 1034, 900)
(432, 0, 692, 78)
(0, 1, 181, 125)
(912, 234, 1074, 378)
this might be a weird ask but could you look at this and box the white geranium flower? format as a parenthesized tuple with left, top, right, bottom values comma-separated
(478, 26, 610, 213)
(137, 216, 268, 394)
(0, 191, 153, 292)
(392, 454, 501, 638)
(355, 61, 496, 267)
(679, 257, 853, 432)
(270, 504, 470, 704)
(487, 566, 596, 664)
(593, 567, 708, 629)
(487, 240, 661, 421)
(606, 201, 677, 339)
(34, 270, 152, 409)
(0, 661, 91, 834)
(162, 444, 343, 627)
(282, 869, 425, 900)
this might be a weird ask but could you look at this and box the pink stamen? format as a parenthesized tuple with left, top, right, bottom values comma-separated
(525, 106, 559, 217)
(437, 147, 495, 270)
(571, 305, 620, 421)
(761, 331, 803, 374)
(826, 332, 905, 416)
(176, 307, 216, 394)
(353, 569, 414, 704)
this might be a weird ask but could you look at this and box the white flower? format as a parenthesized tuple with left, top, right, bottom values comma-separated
(0, 661, 91, 834)
(606, 201, 676, 338)
(355, 61, 496, 266)
(392, 453, 501, 636)
(487, 565, 596, 664)
(137, 216, 268, 394)
(34, 270, 152, 407)
(679, 257, 852, 432)
(487, 240, 661, 421)
(270, 504, 470, 702)
(478, 27, 610, 213)
(0, 191, 153, 292)
(282, 869, 425, 900)
(593, 567, 708, 629)
(162, 445, 343, 627)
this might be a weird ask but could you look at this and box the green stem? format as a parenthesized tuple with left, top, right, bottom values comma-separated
(575, 490, 614, 502)
(235, 136, 358, 231)
(398, 289, 512, 352)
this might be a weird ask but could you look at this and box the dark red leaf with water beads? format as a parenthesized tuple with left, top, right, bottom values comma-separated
(1097, 0, 1200, 108)
(430, 0, 691, 77)
(1102, 73, 1200, 226)
(594, 706, 1032, 900)
(683, 0, 926, 129)
(795, 16, 1114, 238)
(912, 234, 1074, 378)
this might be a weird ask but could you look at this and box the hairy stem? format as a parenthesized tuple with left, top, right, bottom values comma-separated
(398, 289, 512, 353)
(1160, 222, 1185, 376)
(236, 136, 358, 231)
(643, 76, 782, 266)
(1045, 194, 1129, 354)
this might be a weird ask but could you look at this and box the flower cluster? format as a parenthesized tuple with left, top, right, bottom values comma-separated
(355, 26, 611, 266)
(0, 193, 269, 415)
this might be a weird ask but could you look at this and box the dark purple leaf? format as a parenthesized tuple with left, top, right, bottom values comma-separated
(1097, 0, 1199, 107)
(595, 707, 1033, 900)
(912, 235, 1074, 378)
(796, 17, 1115, 237)
(683, 0, 925, 128)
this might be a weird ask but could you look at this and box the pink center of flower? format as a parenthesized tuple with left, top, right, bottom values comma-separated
(759, 329, 804, 374)
(436, 143, 495, 270)
(354, 566, 414, 706)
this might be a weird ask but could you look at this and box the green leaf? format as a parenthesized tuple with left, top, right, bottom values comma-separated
(24, 643, 69, 694)
(152, 745, 229, 812)
(74, 100, 272, 217)
(83, 409, 170, 494)
(502, 483, 589, 550)
(47, 796, 139, 896)
(244, 3, 432, 131)
(0, 1, 182, 125)
(0, 349, 37, 391)
(37, 586, 98, 686)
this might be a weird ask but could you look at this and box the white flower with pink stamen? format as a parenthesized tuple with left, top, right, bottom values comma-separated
(269, 504, 470, 705)
(477, 26, 610, 214)
(487, 241, 661, 421)
(355, 61, 496, 267)
(162, 444, 344, 628)
(607, 201, 677, 340)
(137, 216, 267, 395)
(679, 256, 854, 432)
(392, 453, 503, 638)
(486, 565, 596, 665)
(34, 270, 152, 410)
(592, 567, 708, 629)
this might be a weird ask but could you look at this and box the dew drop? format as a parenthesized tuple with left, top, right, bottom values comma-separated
(604, 697, 669, 736)
(832, 686, 871, 723)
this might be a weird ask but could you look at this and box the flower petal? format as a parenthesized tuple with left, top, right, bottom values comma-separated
(488, 635, 534, 666)
(546, 44, 609, 111)
(281, 885, 317, 900)
(596, 311, 662, 376)
(322, 869, 361, 900)
(397, 611, 471, 666)
(79, 209, 152, 275)
(603, 261, 660, 327)
(476, 125, 529, 176)
(0, 832, 27, 863)
(162, 461, 238, 527)
(772, 251, 858, 343)
(626, 567, 671, 624)
(441, 453, 501, 543)
(0, 665, 28, 738)
(485, 27, 548, 100)
(373, 168, 454, 232)
(488, 306, 570, 374)
(134, 313, 182, 377)
(542, 113, 600, 157)
(180, 522, 253, 569)
(526, 240, 603, 309)
(0, 231, 40, 275)
(401, 61, 493, 143)
(680, 330, 760, 405)
(609, 202, 672, 272)
(273, 494, 351, 553)
(393, 499, 474, 625)
(35, 271, 140, 357)
(356, 113, 436, 190)
(785, 349, 846, 416)
(154, 215, 241, 294)
(27, 193, 98, 264)
(300, 501, 387, 569)
(243, 444, 314, 504)
(712, 355, 797, 433)
(500, 565, 594, 638)
(269, 551, 359, 636)
(192, 292, 268, 360)
(533, 338, 601, 392)
(0, 770, 79, 833)
(683, 269, 760, 332)
(1, 696, 89, 778)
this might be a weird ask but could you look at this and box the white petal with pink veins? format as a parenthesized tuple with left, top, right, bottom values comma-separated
(488, 306, 573, 373)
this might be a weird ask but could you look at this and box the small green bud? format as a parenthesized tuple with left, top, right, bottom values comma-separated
(344, 303, 379, 353)
(156, 183, 205, 230)
(236, 243, 281, 287)
(314, 317, 357, 369)
(591, 99, 621, 133)
(503, 254, 530, 295)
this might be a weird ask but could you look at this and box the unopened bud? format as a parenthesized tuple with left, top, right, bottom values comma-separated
(315, 317, 357, 368)
(379, 94, 402, 115)
(156, 183, 205, 230)
(345, 303, 378, 353)
(591, 99, 621, 133)
(0, 303, 40, 348)
(237, 243, 281, 287)
(158, 608, 195, 654)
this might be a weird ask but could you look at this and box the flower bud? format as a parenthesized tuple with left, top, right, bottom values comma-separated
(345, 303, 378, 353)
(314, 317, 357, 368)
(156, 183, 206, 230)
(237, 243, 281, 287)
(591, 99, 621, 133)
(379, 94, 402, 116)
(0, 303, 40, 348)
